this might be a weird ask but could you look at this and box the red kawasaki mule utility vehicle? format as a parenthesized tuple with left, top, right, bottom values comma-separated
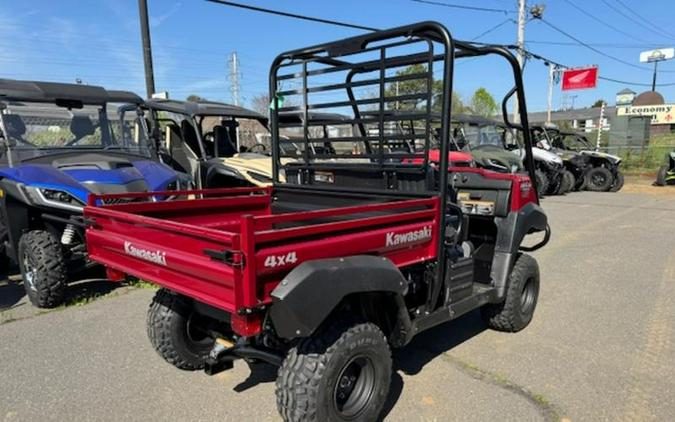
(85, 22, 549, 422)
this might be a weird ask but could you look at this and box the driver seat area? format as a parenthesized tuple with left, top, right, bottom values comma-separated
(213, 125, 237, 158)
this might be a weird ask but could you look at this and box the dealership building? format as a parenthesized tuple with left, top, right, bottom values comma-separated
(528, 88, 675, 146)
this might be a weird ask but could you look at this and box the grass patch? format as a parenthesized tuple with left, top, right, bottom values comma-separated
(125, 279, 158, 290)
(617, 134, 675, 173)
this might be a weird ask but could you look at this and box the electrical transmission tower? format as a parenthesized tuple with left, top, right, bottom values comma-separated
(229, 52, 241, 106)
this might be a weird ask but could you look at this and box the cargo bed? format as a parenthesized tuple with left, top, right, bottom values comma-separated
(85, 187, 440, 314)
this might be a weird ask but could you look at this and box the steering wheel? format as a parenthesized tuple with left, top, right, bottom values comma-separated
(248, 143, 267, 154)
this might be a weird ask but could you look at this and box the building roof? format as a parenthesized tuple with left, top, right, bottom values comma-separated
(617, 88, 636, 95)
(0, 78, 143, 105)
(528, 105, 617, 124)
(145, 99, 266, 120)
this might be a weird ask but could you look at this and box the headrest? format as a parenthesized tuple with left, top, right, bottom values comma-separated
(70, 115, 96, 138)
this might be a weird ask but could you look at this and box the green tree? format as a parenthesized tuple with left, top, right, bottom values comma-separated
(591, 99, 605, 108)
(469, 87, 497, 117)
(384, 64, 465, 113)
(186, 94, 205, 102)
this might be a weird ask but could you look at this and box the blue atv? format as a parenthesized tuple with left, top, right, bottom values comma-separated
(0, 79, 190, 307)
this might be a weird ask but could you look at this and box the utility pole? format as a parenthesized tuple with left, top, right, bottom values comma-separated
(596, 101, 605, 151)
(138, 0, 155, 98)
(546, 64, 555, 125)
(652, 61, 658, 91)
(513, 0, 526, 124)
(229, 52, 241, 106)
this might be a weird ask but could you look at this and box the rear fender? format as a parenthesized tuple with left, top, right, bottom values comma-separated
(269, 255, 408, 339)
(491, 203, 548, 298)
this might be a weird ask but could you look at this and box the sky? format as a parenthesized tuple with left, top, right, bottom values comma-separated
(1, 0, 675, 113)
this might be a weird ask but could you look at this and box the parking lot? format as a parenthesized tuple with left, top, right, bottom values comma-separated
(1, 184, 674, 422)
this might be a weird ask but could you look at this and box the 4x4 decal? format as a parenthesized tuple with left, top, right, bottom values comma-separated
(264, 251, 298, 268)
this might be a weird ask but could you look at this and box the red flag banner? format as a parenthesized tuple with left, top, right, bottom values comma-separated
(561, 67, 599, 91)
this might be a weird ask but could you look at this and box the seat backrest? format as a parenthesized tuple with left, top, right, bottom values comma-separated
(1, 114, 27, 142)
(70, 115, 96, 141)
(213, 125, 237, 158)
(180, 120, 204, 157)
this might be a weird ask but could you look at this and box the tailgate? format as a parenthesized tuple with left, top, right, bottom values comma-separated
(84, 189, 268, 313)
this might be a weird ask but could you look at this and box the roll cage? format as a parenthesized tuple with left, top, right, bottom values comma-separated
(269, 21, 537, 297)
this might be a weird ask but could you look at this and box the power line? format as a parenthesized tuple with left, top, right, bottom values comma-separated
(410, 0, 515, 14)
(538, 18, 675, 73)
(599, 0, 674, 41)
(204, 0, 377, 31)
(614, 0, 675, 39)
(471, 18, 515, 41)
(526, 40, 663, 49)
(561, 0, 650, 43)
(521, 48, 675, 87)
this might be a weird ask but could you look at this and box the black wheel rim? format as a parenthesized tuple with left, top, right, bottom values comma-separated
(592, 172, 606, 186)
(520, 277, 536, 314)
(22, 251, 38, 292)
(332, 355, 376, 419)
(186, 312, 212, 346)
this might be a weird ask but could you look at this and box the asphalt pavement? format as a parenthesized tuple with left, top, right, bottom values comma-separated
(1, 186, 674, 421)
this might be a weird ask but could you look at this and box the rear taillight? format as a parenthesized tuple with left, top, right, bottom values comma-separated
(510, 176, 538, 211)
(106, 267, 126, 282)
(231, 312, 263, 337)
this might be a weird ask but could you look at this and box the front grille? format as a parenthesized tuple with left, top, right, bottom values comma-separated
(102, 197, 144, 205)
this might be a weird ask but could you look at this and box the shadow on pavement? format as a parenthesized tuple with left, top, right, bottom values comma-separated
(1, 264, 127, 315)
(0, 280, 26, 311)
(224, 310, 487, 422)
(379, 310, 487, 420)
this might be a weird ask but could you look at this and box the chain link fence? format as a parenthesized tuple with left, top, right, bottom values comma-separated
(597, 134, 675, 176)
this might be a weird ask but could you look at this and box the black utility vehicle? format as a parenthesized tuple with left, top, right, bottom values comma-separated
(550, 130, 624, 192)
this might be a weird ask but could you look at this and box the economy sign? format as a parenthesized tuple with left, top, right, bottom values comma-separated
(561, 67, 598, 91)
(639, 48, 674, 63)
(616, 104, 675, 125)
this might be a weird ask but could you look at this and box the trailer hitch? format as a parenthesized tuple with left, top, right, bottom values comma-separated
(204, 338, 284, 376)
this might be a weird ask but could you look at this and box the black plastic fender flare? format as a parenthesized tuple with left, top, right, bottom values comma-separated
(490, 203, 548, 299)
(269, 255, 407, 339)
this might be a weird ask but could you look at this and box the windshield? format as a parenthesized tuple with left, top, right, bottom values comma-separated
(0, 101, 150, 164)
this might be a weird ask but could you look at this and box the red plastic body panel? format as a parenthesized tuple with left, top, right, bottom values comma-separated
(448, 166, 538, 210)
(85, 187, 440, 316)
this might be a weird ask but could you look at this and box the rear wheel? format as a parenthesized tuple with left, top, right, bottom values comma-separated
(147, 288, 216, 370)
(609, 172, 624, 192)
(655, 166, 667, 186)
(586, 167, 614, 191)
(276, 320, 391, 422)
(481, 253, 539, 332)
(534, 170, 548, 197)
(18, 230, 67, 308)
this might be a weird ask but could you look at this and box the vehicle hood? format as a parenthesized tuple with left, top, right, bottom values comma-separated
(580, 150, 622, 164)
(218, 153, 291, 185)
(0, 159, 177, 204)
(519, 147, 563, 165)
(469, 146, 523, 173)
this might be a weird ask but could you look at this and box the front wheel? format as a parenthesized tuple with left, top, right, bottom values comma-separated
(481, 253, 540, 332)
(147, 288, 216, 370)
(557, 170, 575, 194)
(655, 166, 667, 186)
(534, 170, 549, 197)
(276, 320, 391, 422)
(586, 167, 614, 191)
(609, 172, 624, 192)
(18, 230, 67, 308)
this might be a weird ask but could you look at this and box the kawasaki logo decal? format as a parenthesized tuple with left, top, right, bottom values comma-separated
(124, 241, 167, 266)
(385, 226, 432, 247)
